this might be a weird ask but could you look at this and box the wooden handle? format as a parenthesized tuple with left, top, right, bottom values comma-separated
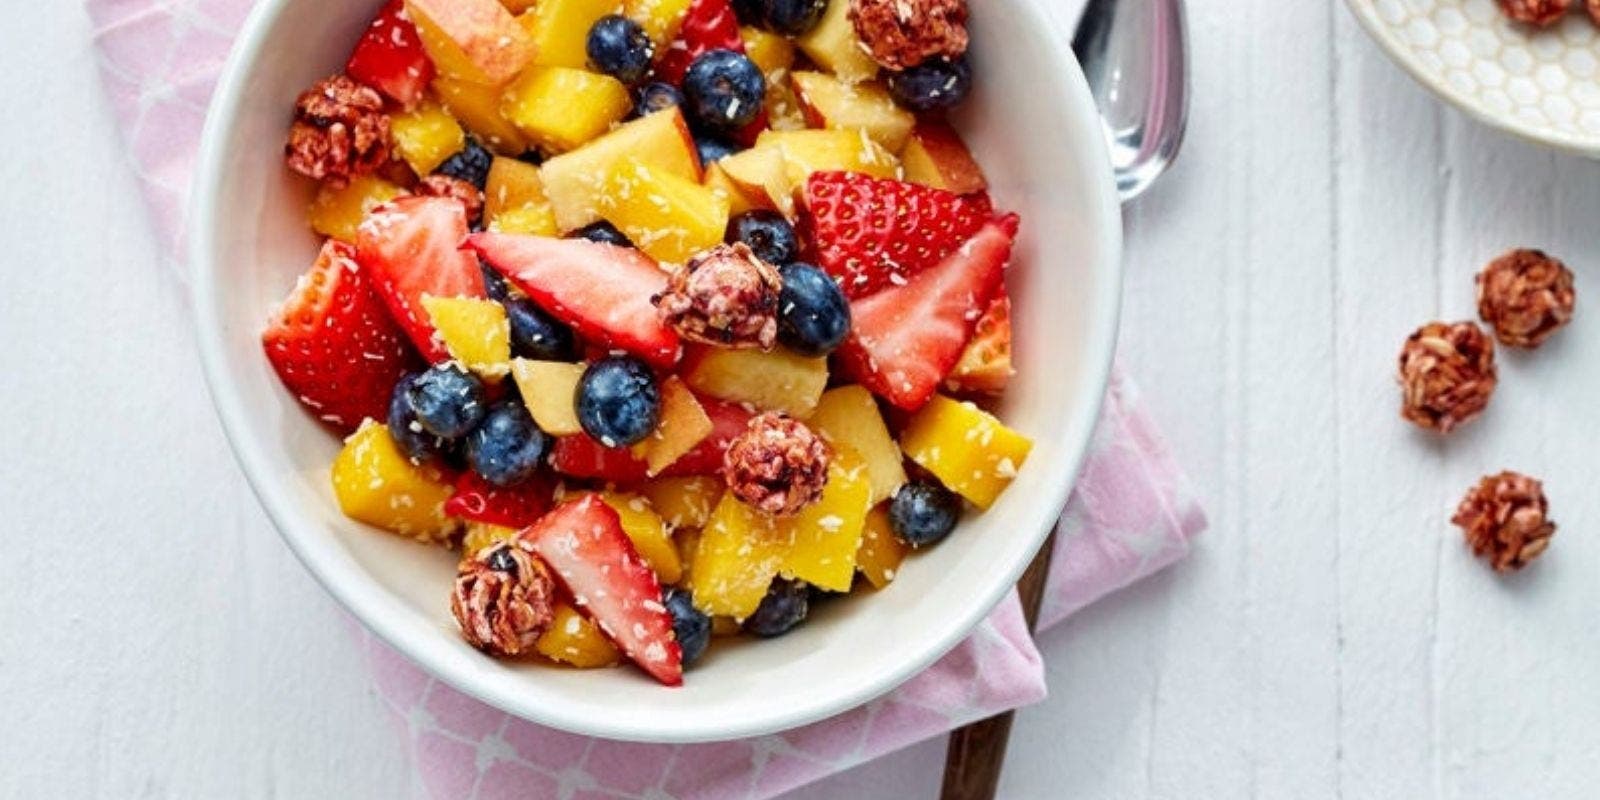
(938, 531, 1057, 800)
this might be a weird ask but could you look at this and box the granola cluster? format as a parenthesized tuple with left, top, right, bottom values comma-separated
(1397, 321, 1497, 433)
(653, 243, 782, 349)
(1591, 0, 1600, 24)
(416, 174, 485, 227)
(1475, 249, 1575, 349)
(1498, 0, 1572, 24)
(285, 76, 392, 186)
(723, 412, 832, 516)
(450, 541, 556, 656)
(1452, 471, 1556, 572)
(849, 0, 969, 70)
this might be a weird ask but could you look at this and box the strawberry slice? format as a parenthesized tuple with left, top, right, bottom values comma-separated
(261, 240, 421, 431)
(521, 494, 683, 685)
(835, 216, 1018, 411)
(799, 172, 994, 299)
(944, 291, 1014, 395)
(345, 0, 436, 109)
(356, 196, 486, 363)
(466, 233, 681, 368)
(444, 470, 553, 528)
(550, 395, 755, 481)
(655, 0, 745, 85)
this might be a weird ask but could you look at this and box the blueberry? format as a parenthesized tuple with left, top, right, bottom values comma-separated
(407, 363, 487, 439)
(664, 588, 712, 666)
(887, 55, 972, 113)
(727, 209, 799, 265)
(776, 262, 850, 356)
(586, 15, 655, 84)
(682, 50, 766, 131)
(576, 356, 661, 448)
(486, 544, 519, 575)
(387, 373, 451, 462)
(436, 137, 493, 189)
(504, 297, 578, 361)
(696, 137, 738, 167)
(573, 221, 634, 248)
(635, 81, 684, 118)
(761, 0, 825, 35)
(743, 579, 810, 637)
(888, 481, 962, 547)
(466, 401, 552, 487)
(480, 260, 511, 302)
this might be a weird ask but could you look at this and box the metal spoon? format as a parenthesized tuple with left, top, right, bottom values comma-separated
(1071, 0, 1190, 202)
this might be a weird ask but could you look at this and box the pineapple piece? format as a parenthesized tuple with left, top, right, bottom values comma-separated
(389, 101, 467, 176)
(641, 475, 723, 529)
(741, 26, 795, 76)
(600, 492, 683, 584)
(789, 71, 915, 152)
(633, 376, 714, 476)
(520, 0, 616, 68)
(406, 0, 534, 86)
(756, 128, 899, 191)
(682, 346, 828, 417)
(539, 108, 701, 231)
(777, 446, 871, 591)
(598, 157, 730, 264)
(805, 385, 908, 505)
(626, 0, 694, 49)
(421, 296, 511, 375)
(509, 359, 585, 435)
(691, 492, 786, 617)
(855, 504, 907, 588)
(330, 421, 456, 540)
(716, 144, 793, 217)
(899, 120, 988, 195)
(461, 521, 520, 554)
(535, 602, 622, 667)
(308, 175, 405, 242)
(502, 67, 632, 153)
(702, 162, 763, 217)
(484, 156, 559, 235)
(796, 0, 878, 83)
(434, 76, 529, 154)
(899, 395, 1033, 510)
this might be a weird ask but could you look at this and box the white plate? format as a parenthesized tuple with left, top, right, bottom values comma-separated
(189, 0, 1122, 742)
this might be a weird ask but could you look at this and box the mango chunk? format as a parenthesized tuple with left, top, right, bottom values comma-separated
(535, 602, 622, 667)
(538, 108, 701, 231)
(509, 359, 586, 435)
(855, 504, 907, 588)
(390, 100, 467, 176)
(899, 395, 1033, 510)
(599, 157, 731, 264)
(461, 521, 520, 555)
(502, 67, 632, 153)
(422, 296, 511, 375)
(642, 475, 724, 530)
(600, 492, 683, 584)
(702, 162, 763, 217)
(484, 156, 559, 236)
(330, 421, 457, 541)
(674, 525, 701, 587)
(633, 376, 714, 476)
(690, 492, 786, 618)
(308, 175, 405, 242)
(520, 0, 616, 68)
(756, 128, 900, 190)
(777, 447, 871, 591)
(806, 385, 907, 505)
(434, 76, 529, 154)
(681, 346, 828, 417)
(626, 0, 694, 48)
(741, 26, 795, 76)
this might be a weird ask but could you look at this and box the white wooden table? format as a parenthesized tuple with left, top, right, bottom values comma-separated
(5, 1, 1598, 797)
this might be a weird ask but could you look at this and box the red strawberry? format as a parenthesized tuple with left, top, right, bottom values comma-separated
(835, 216, 1018, 411)
(944, 292, 1014, 395)
(521, 494, 683, 685)
(655, 0, 745, 85)
(356, 196, 486, 362)
(800, 172, 994, 299)
(261, 240, 421, 431)
(550, 436, 651, 484)
(345, 0, 436, 109)
(466, 233, 681, 368)
(444, 470, 553, 528)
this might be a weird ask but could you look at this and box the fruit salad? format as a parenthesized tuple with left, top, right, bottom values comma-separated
(266, 0, 1031, 686)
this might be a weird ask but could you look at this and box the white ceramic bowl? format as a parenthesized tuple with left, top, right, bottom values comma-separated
(1347, 0, 1600, 157)
(190, 0, 1121, 743)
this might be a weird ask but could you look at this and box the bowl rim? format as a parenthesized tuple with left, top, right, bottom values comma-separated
(189, 0, 1123, 742)
(1343, 0, 1600, 159)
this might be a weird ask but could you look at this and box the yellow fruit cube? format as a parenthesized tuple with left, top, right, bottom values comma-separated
(716, 144, 793, 217)
(308, 175, 405, 242)
(712, 615, 743, 636)
(330, 421, 457, 541)
(488, 205, 559, 235)
(702, 162, 763, 217)
(535, 602, 622, 667)
(502, 67, 632, 153)
(407, 0, 534, 86)
(789, 71, 914, 152)
(797, 0, 878, 83)
(806, 385, 908, 505)
(433, 76, 529, 154)
(509, 359, 586, 436)
(461, 521, 520, 554)
(765, 80, 809, 132)
(421, 296, 511, 375)
(682, 346, 828, 417)
(675, 525, 701, 587)
(778, 447, 871, 591)
(626, 0, 694, 48)
(520, 0, 616, 68)
(539, 108, 701, 231)
(633, 376, 714, 476)
(599, 157, 731, 264)
(390, 101, 467, 176)
(899, 396, 1033, 510)
(691, 492, 786, 618)
(741, 26, 795, 76)
(600, 492, 683, 584)
(484, 156, 558, 235)
(757, 128, 899, 190)
(855, 504, 907, 588)
(641, 475, 723, 530)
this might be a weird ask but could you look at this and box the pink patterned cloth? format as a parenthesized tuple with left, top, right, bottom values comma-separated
(87, 1, 1206, 797)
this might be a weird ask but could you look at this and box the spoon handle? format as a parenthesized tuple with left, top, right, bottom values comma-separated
(937, 531, 1056, 800)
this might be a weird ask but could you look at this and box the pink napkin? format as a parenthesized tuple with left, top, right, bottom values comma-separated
(88, 1, 1206, 796)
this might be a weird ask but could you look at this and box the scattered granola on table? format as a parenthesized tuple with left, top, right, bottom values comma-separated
(1476, 248, 1576, 349)
(284, 75, 392, 185)
(723, 412, 832, 516)
(450, 542, 556, 656)
(849, 0, 969, 70)
(1496, 0, 1573, 25)
(1397, 321, 1498, 433)
(1452, 471, 1556, 573)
